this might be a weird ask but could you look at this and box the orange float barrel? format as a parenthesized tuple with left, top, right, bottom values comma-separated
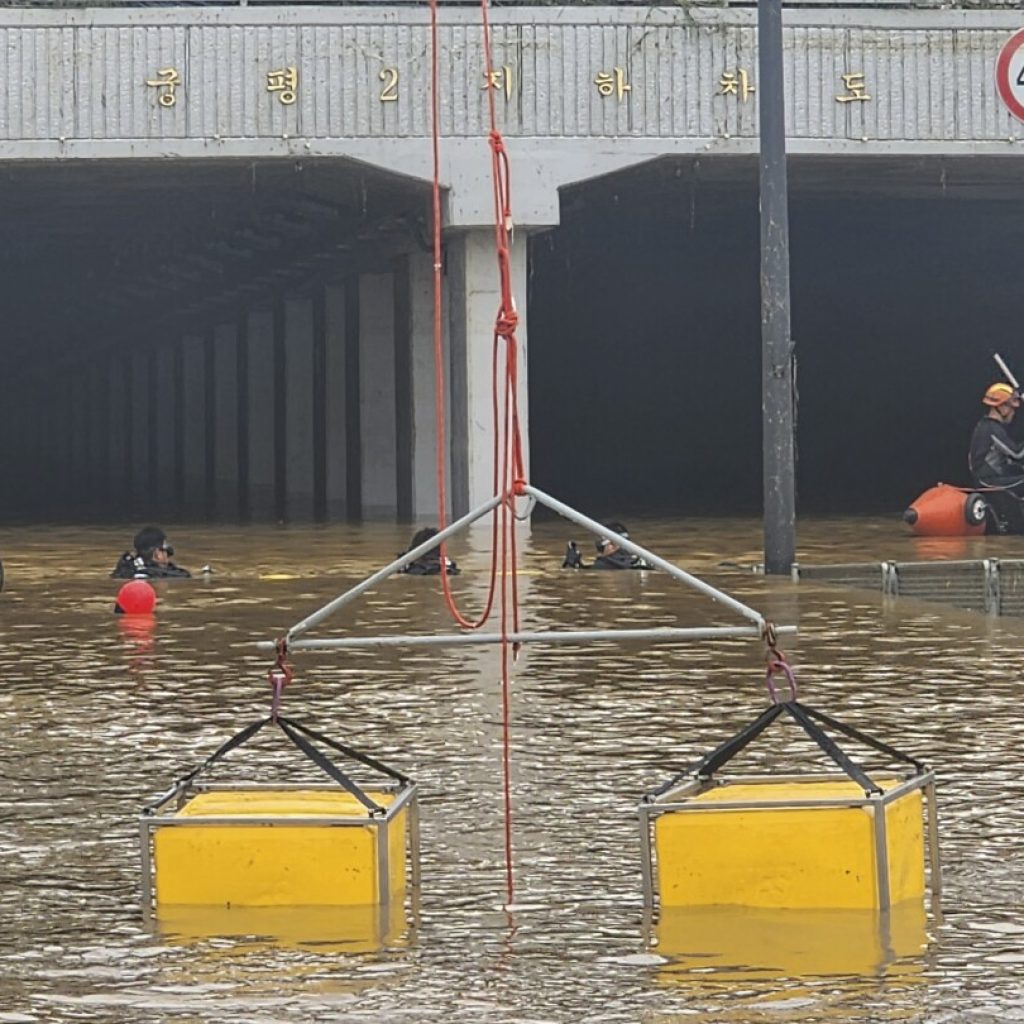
(903, 484, 986, 537)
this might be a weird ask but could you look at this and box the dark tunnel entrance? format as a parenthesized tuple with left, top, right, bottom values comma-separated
(0, 158, 431, 523)
(528, 156, 1024, 518)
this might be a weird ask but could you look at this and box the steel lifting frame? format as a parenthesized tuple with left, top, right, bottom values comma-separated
(638, 771, 942, 913)
(256, 485, 797, 655)
(139, 779, 421, 923)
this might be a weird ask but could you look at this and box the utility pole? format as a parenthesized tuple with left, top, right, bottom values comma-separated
(758, 0, 796, 575)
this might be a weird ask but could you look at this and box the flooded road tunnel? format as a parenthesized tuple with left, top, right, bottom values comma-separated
(2, 154, 1021, 524)
(530, 155, 1024, 518)
(0, 158, 435, 523)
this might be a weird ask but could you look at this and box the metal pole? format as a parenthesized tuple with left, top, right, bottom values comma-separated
(284, 493, 503, 641)
(257, 623, 798, 652)
(994, 353, 1020, 390)
(872, 796, 891, 911)
(638, 804, 655, 908)
(525, 485, 768, 626)
(924, 776, 942, 899)
(758, 0, 796, 575)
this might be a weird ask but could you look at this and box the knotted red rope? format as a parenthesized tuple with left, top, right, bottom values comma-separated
(428, 0, 525, 905)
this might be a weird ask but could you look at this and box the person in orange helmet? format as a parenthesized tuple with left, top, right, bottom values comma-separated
(969, 382, 1024, 491)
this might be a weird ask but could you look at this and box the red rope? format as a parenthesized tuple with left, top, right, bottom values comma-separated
(428, 0, 525, 906)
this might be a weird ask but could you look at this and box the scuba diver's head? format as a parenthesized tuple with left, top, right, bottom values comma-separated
(983, 382, 1021, 421)
(595, 521, 628, 553)
(133, 525, 173, 563)
(409, 527, 438, 551)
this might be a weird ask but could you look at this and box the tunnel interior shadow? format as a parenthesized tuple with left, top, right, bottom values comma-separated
(528, 156, 1018, 518)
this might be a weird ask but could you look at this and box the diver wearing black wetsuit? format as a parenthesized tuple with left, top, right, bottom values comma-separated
(398, 527, 460, 576)
(111, 526, 192, 579)
(562, 522, 651, 571)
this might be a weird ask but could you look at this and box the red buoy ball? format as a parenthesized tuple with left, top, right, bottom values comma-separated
(115, 580, 157, 615)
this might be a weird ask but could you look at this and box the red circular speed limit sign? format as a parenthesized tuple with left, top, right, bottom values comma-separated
(996, 28, 1024, 122)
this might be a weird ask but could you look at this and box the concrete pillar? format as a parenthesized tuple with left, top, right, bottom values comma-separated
(246, 308, 277, 520)
(284, 296, 315, 521)
(181, 334, 207, 519)
(213, 322, 239, 519)
(155, 345, 178, 513)
(359, 272, 397, 517)
(130, 349, 152, 515)
(406, 250, 450, 519)
(446, 228, 530, 517)
(324, 279, 349, 519)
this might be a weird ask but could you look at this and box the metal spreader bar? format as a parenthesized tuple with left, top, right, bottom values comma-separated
(269, 485, 796, 654)
(525, 485, 767, 627)
(257, 624, 798, 653)
(284, 494, 503, 643)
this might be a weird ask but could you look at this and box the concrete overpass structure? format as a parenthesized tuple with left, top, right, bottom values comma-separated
(2, 2, 1024, 522)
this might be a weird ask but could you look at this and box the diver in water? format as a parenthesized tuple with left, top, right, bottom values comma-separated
(398, 527, 460, 576)
(562, 522, 651, 570)
(111, 526, 192, 579)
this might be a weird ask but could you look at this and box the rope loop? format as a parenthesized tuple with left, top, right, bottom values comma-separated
(268, 638, 293, 722)
(765, 652, 798, 704)
(760, 620, 797, 703)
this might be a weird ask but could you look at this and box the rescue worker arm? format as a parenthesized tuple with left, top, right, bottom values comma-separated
(991, 434, 1024, 464)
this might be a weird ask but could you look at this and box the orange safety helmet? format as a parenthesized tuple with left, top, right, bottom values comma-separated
(983, 382, 1021, 407)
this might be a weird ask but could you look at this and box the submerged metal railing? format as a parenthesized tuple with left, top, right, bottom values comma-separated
(794, 558, 1024, 617)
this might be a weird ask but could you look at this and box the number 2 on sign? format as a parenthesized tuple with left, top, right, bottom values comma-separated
(379, 67, 399, 102)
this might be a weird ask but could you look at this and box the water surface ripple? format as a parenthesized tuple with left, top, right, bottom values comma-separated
(2, 518, 1023, 1023)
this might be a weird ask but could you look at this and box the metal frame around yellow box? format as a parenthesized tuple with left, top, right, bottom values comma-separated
(139, 780, 419, 921)
(638, 771, 941, 911)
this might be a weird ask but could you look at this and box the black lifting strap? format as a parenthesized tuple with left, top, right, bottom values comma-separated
(148, 715, 410, 818)
(276, 716, 410, 787)
(147, 717, 272, 813)
(784, 701, 882, 796)
(645, 703, 787, 801)
(276, 716, 398, 816)
(797, 703, 926, 774)
(644, 699, 925, 803)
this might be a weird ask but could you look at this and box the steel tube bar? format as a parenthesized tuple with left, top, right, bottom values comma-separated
(872, 796, 892, 910)
(925, 777, 943, 897)
(638, 805, 655, 907)
(758, 0, 797, 575)
(284, 493, 503, 641)
(257, 624, 797, 652)
(376, 817, 390, 906)
(649, 797, 883, 813)
(139, 820, 153, 923)
(409, 796, 422, 891)
(523, 485, 769, 626)
(994, 352, 1020, 390)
